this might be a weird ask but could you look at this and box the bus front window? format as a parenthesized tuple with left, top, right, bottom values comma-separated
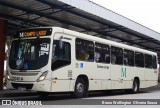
(52, 40, 71, 70)
(9, 38, 50, 70)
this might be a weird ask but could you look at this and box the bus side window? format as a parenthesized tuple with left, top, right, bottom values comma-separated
(152, 56, 157, 69)
(111, 46, 123, 65)
(77, 52, 86, 61)
(76, 38, 94, 62)
(145, 54, 152, 68)
(124, 49, 134, 66)
(95, 43, 110, 64)
(135, 52, 144, 67)
(111, 54, 116, 64)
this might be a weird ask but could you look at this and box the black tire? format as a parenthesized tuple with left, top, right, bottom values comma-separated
(125, 79, 139, 94)
(132, 79, 139, 93)
(73, 78, 88, 98)
(126, 79, 139, 94)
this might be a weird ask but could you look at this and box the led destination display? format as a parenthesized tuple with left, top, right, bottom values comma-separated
(14, 28, 52, 38)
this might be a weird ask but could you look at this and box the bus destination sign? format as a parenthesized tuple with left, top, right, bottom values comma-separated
(14, 28, 52, 38)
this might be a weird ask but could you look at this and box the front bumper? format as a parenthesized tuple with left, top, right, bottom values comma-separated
(7, 79, 51, 92)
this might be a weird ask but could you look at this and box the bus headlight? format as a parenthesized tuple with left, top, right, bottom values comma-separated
(7, 75, 11, 80)
(37, 71, 48, 82)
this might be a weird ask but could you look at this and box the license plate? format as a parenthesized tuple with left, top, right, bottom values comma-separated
(18, 87, 26, 90)
(11, 76, 23, 81)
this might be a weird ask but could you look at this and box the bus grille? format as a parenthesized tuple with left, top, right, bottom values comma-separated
(10, 72, 39, 76)
(11, 83, 33, 90)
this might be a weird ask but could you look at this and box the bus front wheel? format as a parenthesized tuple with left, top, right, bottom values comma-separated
(73, 78, 88, 98)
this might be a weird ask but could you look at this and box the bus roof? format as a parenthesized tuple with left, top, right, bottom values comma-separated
(52, 27, 157, 56)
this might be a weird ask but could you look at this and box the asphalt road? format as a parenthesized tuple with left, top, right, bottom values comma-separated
(0, 84, 160, 105)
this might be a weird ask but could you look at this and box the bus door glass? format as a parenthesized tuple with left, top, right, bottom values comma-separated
(51, 40, 71, 70)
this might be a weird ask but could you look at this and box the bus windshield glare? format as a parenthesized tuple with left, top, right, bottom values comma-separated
(9, 38, 50, 70)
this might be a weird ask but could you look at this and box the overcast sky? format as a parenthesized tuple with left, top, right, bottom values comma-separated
(90, 0, 160, 33)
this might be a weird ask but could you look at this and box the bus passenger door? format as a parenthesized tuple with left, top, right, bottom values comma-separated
(51, 36, 73, 92)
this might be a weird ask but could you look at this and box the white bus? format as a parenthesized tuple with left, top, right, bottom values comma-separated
(7, 27, 158, 98)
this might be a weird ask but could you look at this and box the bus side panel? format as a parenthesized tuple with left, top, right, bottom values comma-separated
(51, 80, 71, 92)
(89, 80, 101, 90)
(72, 62, 111, 91)
(73, 61, 102, 91)
(96, 63, 111, 90)
(123, 66, 135, 89)
(145, 68, 158, 87)
(111, 65, 125, 89)
(51, 65, 72, 92)
(125, 67, 145, 88)
(134, 68, 145, 88)
(33, 80, 51, 92)
(111, 65, 145, 89)
(69, 79, 76, 92)
(125, 81, 132, 89)
(101, 80, 112, 90)
(123, 66, 145, 89)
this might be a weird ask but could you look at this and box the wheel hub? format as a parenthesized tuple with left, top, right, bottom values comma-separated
(77, 83, 84, 94)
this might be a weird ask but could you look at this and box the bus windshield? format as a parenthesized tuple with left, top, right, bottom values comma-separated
(9, 38, 50, 70)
